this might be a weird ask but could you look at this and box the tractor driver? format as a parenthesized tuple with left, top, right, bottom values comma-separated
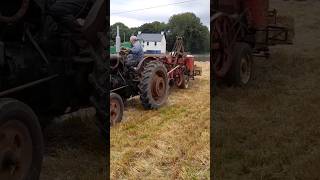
(125, 36, 144, 67)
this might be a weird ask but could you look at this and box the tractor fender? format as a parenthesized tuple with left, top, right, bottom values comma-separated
(135, 56, 159, 72)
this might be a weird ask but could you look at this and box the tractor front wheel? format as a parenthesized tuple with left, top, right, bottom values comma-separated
(110, 93, 124, 126)
(0, 98, 43, 180)
(139, 61, 169, 109)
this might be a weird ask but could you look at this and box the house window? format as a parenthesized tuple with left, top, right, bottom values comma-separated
(147, 42, 149, 46)
(155, 42, 157, 46)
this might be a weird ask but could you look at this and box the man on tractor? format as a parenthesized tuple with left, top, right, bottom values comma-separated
(124, 35, 144, 67)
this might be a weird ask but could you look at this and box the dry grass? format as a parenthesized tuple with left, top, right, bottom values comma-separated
(215, 0, 320, 179)
(40, 109, 107, 180)
(110, 61, 210, 179)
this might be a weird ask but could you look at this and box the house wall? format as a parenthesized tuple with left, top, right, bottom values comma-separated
(141, 36, 166, 54)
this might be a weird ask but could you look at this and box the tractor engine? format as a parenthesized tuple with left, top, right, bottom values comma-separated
(110, 74, 125, 90)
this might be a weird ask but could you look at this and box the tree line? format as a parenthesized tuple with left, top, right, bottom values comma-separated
(110, 12, 209, 54)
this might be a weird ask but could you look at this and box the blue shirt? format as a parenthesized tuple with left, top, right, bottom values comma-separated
(130, 41, 144, 61)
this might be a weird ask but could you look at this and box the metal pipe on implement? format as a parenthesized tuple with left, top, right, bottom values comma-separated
(167, 65, 181, 75)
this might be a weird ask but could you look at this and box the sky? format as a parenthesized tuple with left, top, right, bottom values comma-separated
(110, 0, 210, 29)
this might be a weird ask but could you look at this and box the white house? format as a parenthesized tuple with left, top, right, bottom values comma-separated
(137, 31, 166, 54)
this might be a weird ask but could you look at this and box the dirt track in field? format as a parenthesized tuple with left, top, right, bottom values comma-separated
(110, 61, 210, 179)
(215, 0, 320, 179)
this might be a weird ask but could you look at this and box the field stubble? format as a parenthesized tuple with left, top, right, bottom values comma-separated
(111, 61, 210, 179)
(215, 0, 320, 179)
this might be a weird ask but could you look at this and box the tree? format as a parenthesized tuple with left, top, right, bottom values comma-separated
(138, 21, 168, 33)
(167, 12, 209, 53)
(110, 13, 209, 54)
(130, 27, 139, 36)
(110, 22, 132, 43)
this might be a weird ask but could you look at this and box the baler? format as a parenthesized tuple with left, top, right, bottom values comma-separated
(212, 0, 294, 85)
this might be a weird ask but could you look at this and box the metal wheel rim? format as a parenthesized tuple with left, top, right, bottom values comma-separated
(151, 72, 166, 103)
(176, 71, 184, 86)
(212, 15, 234, 77)
(0, 120, 33, 180)
(110, 98, 121, 125)
(240, 55, 251, 84)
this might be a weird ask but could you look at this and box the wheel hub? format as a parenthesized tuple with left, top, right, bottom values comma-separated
(152, 74, 166, 101)
(0, 120, 32, 180)
(110, 99, 121, 125)
(240, 56, 251, 84)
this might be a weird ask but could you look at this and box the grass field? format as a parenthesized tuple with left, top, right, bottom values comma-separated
(215, 0, 320, 179)
(110, 61, 210, 179)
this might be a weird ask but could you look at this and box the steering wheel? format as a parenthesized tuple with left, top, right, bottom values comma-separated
(0, 0, 30, 23)
(110, 54, 120, 70)
(119, 48, 130, 56)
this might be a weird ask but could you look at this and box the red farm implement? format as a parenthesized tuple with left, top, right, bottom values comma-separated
(212, 0, 294, 85)
(144, 37, 202, 89)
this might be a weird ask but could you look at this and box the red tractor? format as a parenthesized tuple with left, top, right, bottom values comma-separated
(212, 0, 294, 85)
(110, 37, 201, 125)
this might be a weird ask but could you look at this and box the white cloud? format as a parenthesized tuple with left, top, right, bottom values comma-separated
(110, 0, 210, 28)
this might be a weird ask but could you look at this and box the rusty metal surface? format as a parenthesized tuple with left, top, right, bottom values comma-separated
(218, 0, 269, 28)
(244, 0, 269, 28)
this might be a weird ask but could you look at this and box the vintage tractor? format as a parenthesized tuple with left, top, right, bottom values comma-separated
(110, 37, 201, 125)
(0, 0, 107, 179)
(212, 0, 294, 85)
(110, 49, 169, 125)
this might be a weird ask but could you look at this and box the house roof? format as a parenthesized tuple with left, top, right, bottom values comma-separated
(137, 33, 164, 42)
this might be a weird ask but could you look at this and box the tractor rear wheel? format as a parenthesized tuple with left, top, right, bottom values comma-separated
(227, 42, 253, 86)
(139, 61, 169, 109)
(0, 98, 43, 180)
(110, 93, 124, 126)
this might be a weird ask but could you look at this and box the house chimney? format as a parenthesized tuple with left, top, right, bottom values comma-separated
(116, 26, 121, 54)
(138, 31, 142, 34)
